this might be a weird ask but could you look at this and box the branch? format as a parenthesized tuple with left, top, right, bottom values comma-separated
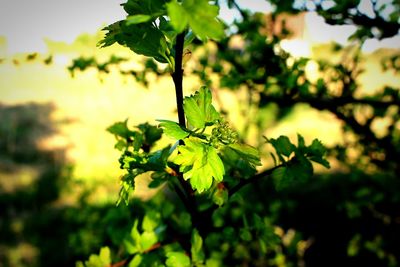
(172, 31, 186, 128)
(170, 30, 199, 225)
(229, 164, 283, 196)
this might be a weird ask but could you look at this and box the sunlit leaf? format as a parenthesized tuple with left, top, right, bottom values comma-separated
(165, 252, 190, 267)
(173, 138, 224, 192)
(183, 87, 220, 129)
(158, 120, 190, 140)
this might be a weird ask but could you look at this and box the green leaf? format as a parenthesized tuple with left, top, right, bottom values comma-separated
(107, 119, 134, 139)
(140, 231, 158, 251)
(228, 143, 261, 167)
(191, 229, 205, 264)
(124, 220, 141, 254)
(173, 138, 224, 192)
(142, 211, 161, 232)
(158, 120, 190, 140)
(297, 134, 305, 150)
(306, 139, 330, 168)
(137, 123, 163, 145)
(272, 156, 313, 190)
(79, 247, 111, 267)
(147, 146, 171, 171)
(165, 252, 191, 267)
(128, 254, 142, 267)
(212, 186, 228, 207)
(167, 0, 225, 40)
(183, 87, 220, 129)
(268, 136, 295, 158)
(117, 173, 136, 206)
(126, 14, 152, 25)
(123, 0, 167, 16)
(114, 139, 127, 151)
(166, 1, 189, 33)
(99, 21, 169, 63)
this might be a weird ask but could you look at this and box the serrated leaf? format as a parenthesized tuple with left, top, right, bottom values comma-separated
(107, 119, 134, 139)
(167, 0, 224, 40)
(173, 138, 224, 192)
(166, 1, 189, 33)
(165, 252, 191, 267)
(123, 0, 167, 16)
(158, 120, 190, 140)
(268, 136, 295, 158)
(191, 229, 205, 264)
(308, 139, 326, 157)
(99, 21, 169, 63)
(228, 143, 261, 167)
(183, 87, 220, 129)
(307, 139, 330, 168)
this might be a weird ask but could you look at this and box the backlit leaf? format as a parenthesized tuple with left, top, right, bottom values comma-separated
(158, 120, 190, 140)
(173, 138, 224, 192)
(183, 87, 220, 129)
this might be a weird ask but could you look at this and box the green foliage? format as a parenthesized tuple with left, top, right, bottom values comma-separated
(76, 247, 111, 267)
(165, 252, 190, 267)
(183, 87, 221, 129)
(267, 134, 330, 189)
(74, 0, 400, 266)
(158, 120, 190, 140)
(166, 0, 225, 40)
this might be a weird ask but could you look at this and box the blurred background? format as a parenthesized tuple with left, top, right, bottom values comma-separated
(0, 0, 399, 266)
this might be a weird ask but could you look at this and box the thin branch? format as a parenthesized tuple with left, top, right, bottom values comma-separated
(229, 164, 283, 196)
(170, 30, 199, 226)
(172, 31, 186, 128)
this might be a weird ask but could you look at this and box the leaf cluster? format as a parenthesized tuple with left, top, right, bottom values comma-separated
(98, 0, 225, 68)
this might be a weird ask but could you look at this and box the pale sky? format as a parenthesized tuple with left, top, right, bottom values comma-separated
(0, 0, 398, 54)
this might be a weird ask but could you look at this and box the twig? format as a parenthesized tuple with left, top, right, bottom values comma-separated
(229, 164, 283, 196)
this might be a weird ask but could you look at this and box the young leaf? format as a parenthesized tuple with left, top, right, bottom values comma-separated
(167, 0, 225, 40)
(142, 211, 161, 232)
(173, 138, 224, 193)
(166, 1, 189, 33)
(78, 247, 111, 267)
(140, 231, 158, 251)
(165, 252, 190, 267)
(158, 120, 190, 140)
(183, 87, 220, 129)
(191, 229, 205, 264)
